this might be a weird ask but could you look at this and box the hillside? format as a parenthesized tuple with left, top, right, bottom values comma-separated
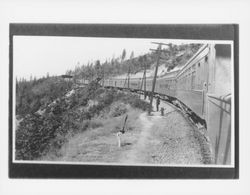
(15, 80, 151, 160)
(70, 43, 202, 81)
(115, 43, 202, 79)
(16, 76, 73, 117)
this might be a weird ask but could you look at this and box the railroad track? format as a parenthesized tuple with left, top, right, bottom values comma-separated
(104, 85, 207, 130)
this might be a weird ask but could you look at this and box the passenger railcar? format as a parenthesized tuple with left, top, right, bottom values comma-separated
(97, 43, 232, 165)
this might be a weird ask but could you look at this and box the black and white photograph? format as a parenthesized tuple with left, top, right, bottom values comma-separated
(11, 25, 236, 172)
(2, 0, 250, 194)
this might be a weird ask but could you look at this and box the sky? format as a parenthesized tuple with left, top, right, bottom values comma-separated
(13, 36, 195, 80)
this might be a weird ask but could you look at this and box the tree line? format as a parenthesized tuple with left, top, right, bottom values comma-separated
(68, 44, 201, 82)
(16, 76, 73, 117)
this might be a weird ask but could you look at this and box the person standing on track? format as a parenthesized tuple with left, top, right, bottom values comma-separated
(156, 96, 160, 112)
(144, 91, 147, 100)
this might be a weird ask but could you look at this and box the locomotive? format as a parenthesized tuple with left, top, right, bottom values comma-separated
(102, 44, 232, 165)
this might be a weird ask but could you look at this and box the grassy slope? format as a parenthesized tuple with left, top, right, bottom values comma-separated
(42, 105, 204, 165)
(42, 107, 143, 163)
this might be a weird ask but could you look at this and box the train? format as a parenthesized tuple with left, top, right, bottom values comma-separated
(80, 44, 232, 165)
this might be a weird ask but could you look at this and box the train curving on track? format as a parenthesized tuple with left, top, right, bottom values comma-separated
(80, 44, 233, 165)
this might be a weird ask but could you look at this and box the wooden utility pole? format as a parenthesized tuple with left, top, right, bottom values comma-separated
(144, 61, 147, 94)
(140, 61, 147, 97)
(140, 69, 146, 90)
(124, 65, 130, 89)
(148, 44, 162, 114)
(127, 66, 130, 88)
(102, 67, 105, 86)
(148, 42, 170, 115)
(123, 77, 127, 88)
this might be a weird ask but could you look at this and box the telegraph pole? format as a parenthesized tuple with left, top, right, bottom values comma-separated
(148, 42, 170, 115)
(102, 67, 105, 87)
(124, 66, 130, 88)
(144, 60, 147, 94)
(140, 60, 147, 99)
(148, 44, 161, 114)
(127, 66, 130, 89)
(123, 65, 130, 89)
(140, 68, 146, 90)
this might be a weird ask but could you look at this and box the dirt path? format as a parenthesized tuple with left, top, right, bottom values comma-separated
(120, 112, 156, 163)
(119, 109, 203, 165)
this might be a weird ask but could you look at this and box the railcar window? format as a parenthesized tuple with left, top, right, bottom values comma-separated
(205, 56, 208, 62)
(191, 71, 196, 90)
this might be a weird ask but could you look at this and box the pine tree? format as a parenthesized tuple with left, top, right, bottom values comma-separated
(121, 49, 126, 61)
(130, 51, 134, 59)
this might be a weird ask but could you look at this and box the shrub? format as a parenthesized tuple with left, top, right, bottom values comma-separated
(79, 120, 103, 132)
(99, 90, 115, 106)
(118, 93, 151, 111)
(109, 102, 127, 117)
(81, 111, 92, 120)
(15, 113, 62, 160)
(129, 98, 151, 111)
(89, 120, 103, 129)
(80, 120, 91, 132)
